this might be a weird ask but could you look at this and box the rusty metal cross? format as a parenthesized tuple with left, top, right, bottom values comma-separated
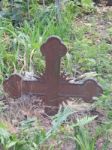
(3, 36, 103, 115)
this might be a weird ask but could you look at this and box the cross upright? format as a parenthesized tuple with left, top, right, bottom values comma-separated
(3, 36, 103, 115)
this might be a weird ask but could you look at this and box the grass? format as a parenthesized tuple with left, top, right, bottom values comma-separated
(0, 3, 73, 81)
(0, 1, 112, 149)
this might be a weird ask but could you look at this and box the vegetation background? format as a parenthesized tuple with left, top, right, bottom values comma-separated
(0, 0, 112, 149)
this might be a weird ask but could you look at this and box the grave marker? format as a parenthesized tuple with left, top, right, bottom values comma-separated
(3, 36, 103, 115)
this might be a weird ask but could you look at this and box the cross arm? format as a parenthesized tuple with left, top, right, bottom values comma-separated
(3, 74, 46, 98)
(59, 79, 103, 102)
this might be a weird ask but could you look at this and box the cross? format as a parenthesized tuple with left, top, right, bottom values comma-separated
(3, 36, 103, 115)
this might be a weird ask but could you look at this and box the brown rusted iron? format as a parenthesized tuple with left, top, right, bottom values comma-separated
(3, 36, 103, 115)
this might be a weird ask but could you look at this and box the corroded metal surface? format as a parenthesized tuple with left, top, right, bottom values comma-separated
(3, 36, 103, 115)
